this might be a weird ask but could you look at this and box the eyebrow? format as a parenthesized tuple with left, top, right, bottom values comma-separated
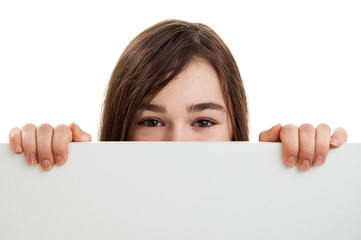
(142, 104, 167, 113)
(141, 102, 226, 113)
(187, 102, 226, 113)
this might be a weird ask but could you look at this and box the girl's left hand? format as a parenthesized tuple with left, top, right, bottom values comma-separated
(259, 123, 348, 171)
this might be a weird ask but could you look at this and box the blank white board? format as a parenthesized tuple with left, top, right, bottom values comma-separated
(0, 142, 360, 240)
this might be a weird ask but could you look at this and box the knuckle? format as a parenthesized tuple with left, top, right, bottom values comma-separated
(281, 124, 298, 134)
(52, 145, 68, 155)
(284, 147, 298, 158)
(22, 123, 37, 131)
(22, 141, 36, 151)
(37, 149, 53, 157)
(9, 127, 21, 134)
(37, 123, 53, 132)
(54, 124, 73, 142)
(300, 147, 314, 158)
(281, 140, 298, 154)
(299, 123, 315, 132)
(335, 127, 348, 139)
(317, 123, 331, 132)
(316, 139, 329, 150)
(283, 143, 298, 153)
(9, 127, 21, 141)
(54, 124, 72, 135)
(283, 124, 297, 130)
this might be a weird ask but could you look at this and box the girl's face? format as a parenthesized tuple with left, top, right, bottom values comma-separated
(130, 58, 232, 141)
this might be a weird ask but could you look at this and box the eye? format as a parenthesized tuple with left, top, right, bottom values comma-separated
(193, 119, 216, 128)
(139, 119, 164, 127)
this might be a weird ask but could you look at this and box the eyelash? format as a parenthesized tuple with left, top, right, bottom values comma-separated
(139, 118, 164, 127)
(192, 118, 217, 128)
(138, 118, 217, 128)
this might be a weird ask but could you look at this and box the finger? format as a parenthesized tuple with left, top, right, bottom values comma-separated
(314, 124, 331, 166)
(53, 124, 73, 166)
(9, 127, 23, 154)
(36, 123, 54, 171)
(279, 124, 299, 167)
(69, 122, 92, 142)
(259, 124, 282, 142)
(330, 127, 348, 148)
(21, 123, 38, 166)
(298, 123, 315, 171)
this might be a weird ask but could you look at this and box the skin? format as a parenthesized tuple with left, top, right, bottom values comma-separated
(129, 58, 232, 141)
(8, 58, 348, 171)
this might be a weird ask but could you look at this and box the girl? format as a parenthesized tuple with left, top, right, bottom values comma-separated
(8, 19, 347, 171)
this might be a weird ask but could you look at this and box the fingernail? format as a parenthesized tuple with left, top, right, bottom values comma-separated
(55, 156, 64, 165)
(331, 138, 339, 147)
(287, 157, 296, 166)
(29, 154, 37, 166)
(15, 143, 22, 153)
(314, 154, 324, 166)
(302, 160, 311, 170)
(42, 160, 52, 169)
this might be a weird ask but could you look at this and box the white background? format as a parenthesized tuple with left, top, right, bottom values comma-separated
(1, 0, 360, 142)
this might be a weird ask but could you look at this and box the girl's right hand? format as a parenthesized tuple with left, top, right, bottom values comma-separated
(8, 122, 92, 171)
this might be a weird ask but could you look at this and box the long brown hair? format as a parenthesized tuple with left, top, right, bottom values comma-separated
(100, 19, 249, 141)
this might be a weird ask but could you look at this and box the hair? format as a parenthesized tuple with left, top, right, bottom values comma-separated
(100, 19, 249, 141)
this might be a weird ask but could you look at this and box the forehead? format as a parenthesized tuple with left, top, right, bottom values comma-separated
(150, 58, 225, 105)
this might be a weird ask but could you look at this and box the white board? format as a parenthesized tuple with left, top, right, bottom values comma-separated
(0, 142, 360, 239)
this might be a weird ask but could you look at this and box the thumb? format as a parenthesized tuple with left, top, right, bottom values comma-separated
(69, 122, 92, 142)
(259, 123, 282, 142)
